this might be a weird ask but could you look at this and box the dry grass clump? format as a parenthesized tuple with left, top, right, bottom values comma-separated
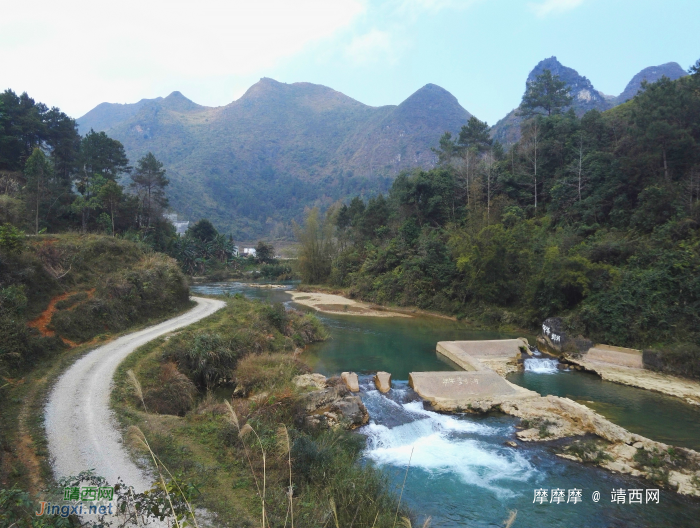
(234, 353, 309, 395)
(143, 362, 197, 416)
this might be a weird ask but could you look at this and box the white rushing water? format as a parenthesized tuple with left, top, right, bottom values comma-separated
(523, 357, 560, 374)
(360, 385, 536, 497)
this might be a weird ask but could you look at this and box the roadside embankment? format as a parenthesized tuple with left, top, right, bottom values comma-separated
(45, 296, 225, 491)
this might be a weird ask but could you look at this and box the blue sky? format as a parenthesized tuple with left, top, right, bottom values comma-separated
(1, 0, 698, 125)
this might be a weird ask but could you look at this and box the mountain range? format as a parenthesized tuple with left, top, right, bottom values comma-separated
(78, 58, 687, 239)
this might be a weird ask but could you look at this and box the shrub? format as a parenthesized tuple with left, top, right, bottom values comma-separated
(0, 224, 24, 254)
(234, 353, 307, 394)
(264, 302, 288, 333)
(290, 429, 402, 527)
(643, 344, 700, 380)
(144, 362, 197, 416)
(166, 332, 238, 390)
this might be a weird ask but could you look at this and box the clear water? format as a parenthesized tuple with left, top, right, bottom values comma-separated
(192, 283, 700, 527)
(361, 379, 700, 528)
(508, 368, 700, 452)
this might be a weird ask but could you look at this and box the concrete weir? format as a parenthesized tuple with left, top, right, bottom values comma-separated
(436, 339, 527, 371)
(410, 339, 538, 411)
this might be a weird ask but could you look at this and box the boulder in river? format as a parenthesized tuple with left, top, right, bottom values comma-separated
(294, 373, 327, 390)
(300, 383, 369, 429)
(374, 371, 392, 393)
(341, 371, 360, 392)
(539, 317, 592, 356)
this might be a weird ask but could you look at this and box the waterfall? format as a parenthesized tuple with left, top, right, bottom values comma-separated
(359, 381, 535, 497)
(524, 357, 560, 374)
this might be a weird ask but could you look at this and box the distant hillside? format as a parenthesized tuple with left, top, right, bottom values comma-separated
(491, 58, 687, 144)
(614, 62, 687, 104)
(79, 79, 471, 239)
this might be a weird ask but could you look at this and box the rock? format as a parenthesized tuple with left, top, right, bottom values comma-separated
(633, 441, 644, 449)
(610, 443, 638, 460)
(294, 374, 326, 390)
(294, 373, 327, 390)
(333, 395, 369, 428)
(505, 441, 518, 448)
(341, 372, 360, 392)
(602, 461, 630, 473)
(299, 385, 368, 430)
(557, 453, 582, 462)
(300, 386, 348, 413)
(374, 371, 392, 393)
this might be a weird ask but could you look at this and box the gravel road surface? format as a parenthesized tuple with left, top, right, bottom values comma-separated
(45, 296, 226, 491)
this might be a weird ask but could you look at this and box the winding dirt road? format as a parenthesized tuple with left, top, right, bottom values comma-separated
(45, 296, 225, 491)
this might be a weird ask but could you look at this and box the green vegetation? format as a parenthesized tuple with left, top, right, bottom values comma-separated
(566, 438, 613, 464)
(0, 89, 175, 245)
(295, 63, 700, 363)
(0, 234, 190, 377)
(0, 232, 191, 508)
(114, 297, 406, 527)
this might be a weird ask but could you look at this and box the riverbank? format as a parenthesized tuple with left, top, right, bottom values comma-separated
(565, 357, 700, 406)
(112, 297, 405, 527)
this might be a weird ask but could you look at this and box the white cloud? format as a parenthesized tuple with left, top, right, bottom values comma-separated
(0, 0, 365, 116)
(529, 0, 586, 17)
(342, 0, 478, 66)
(345, 30, 398, 64)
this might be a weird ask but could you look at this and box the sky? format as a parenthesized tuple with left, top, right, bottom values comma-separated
(1, 0, 698, 125)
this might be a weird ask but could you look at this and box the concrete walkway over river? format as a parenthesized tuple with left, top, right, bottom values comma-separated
(409, 339, 540, 408)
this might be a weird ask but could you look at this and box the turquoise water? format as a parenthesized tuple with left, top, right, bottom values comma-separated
(361, 379, 700, 528)
(509, 367, 700, 451)
(192, 283, 700, 527)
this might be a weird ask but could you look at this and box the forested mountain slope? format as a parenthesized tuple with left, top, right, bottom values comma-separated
(78, 79, 472, 239)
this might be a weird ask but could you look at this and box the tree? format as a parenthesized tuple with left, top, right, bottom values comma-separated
(71, 174, 107, 233)
(519, 69, 573, 118)
(77, 130, 129, 181)
(520, 118, 542, 209)
(632, 77, 696, 181)
(75, 131, 129, 231)
(188, 219, 218, 242)
(98, 179, 123, 236)
(458, 116, 492, 153)
(293, 207, 336, 283)
(0, 90, 47, 171)
(689, 58, 700, 76)
(130, 152, 169, 227)
(433, 132, 458, 164)
(212, 234, 237, 265)
(255, 240, 275, 263)
(23, 148, 52, 234)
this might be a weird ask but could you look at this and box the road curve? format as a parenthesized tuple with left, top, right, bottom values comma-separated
(45, 296, 226, 491)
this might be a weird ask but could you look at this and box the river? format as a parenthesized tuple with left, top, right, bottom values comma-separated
(192, 282, 700, 527)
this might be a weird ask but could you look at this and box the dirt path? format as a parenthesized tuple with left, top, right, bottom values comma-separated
(44, 296, 225, 491)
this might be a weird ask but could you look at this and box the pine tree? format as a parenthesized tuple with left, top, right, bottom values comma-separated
(130, 152, 169, 227)
(519, 69, 573, 117)
(23, 148, 52, 234)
